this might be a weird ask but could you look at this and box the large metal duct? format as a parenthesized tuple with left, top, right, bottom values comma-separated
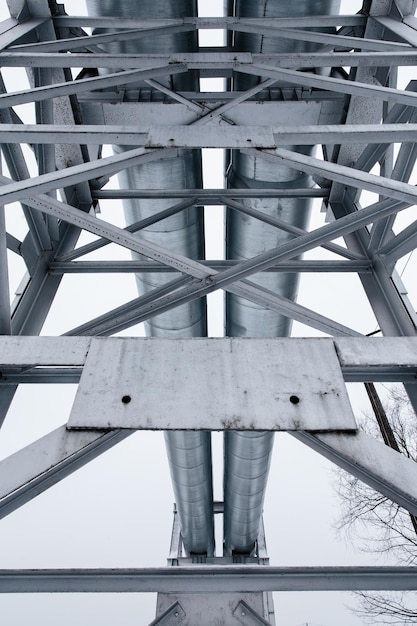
(85, 0, 214, 557)
(223, 0, 341, 555)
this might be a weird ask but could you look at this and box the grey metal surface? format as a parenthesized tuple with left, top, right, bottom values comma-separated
(2, 0, 417, 610)
(2, 566, 417, 593)
(5, 122, 417, 145)
(223, 0, 341, 556)
(85, 0, 213, 557)
(2, 177, 412, 341)
(155, 592, 273, 625)
(4, 50, 417, 70)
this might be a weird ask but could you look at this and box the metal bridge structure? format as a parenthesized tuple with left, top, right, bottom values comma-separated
(1, 0, 417, 623)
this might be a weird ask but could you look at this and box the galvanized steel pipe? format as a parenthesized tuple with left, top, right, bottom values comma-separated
(85, 0, 214, 557)
(223, 0, 341, 555)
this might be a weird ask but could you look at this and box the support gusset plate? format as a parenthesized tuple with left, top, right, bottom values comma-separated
(234, 600, 273, 625)
(148, 601, 185, 625)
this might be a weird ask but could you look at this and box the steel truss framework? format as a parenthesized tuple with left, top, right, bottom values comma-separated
(1, 0, 417, 621)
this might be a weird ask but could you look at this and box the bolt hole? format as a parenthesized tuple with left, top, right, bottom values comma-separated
(121, 395, 131, 404)
(289, 395, 300, 404)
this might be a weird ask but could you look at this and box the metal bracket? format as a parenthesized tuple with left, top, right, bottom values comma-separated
(233, 600, 273, 625)
(148, 601, 185, 625)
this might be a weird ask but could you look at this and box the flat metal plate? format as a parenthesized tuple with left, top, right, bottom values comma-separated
(82, 100, 322, 128)
(146, 125, 276, 148)
(68, 338, 356, 431)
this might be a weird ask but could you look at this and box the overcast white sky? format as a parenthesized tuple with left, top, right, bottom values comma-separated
(0, 0, 416, 624)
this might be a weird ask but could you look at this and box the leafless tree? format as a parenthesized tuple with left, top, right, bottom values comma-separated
(352, 591, 417, 625)
(334, 385, 417, 624)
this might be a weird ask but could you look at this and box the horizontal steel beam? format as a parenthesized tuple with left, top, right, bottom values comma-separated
(52, 16, 367, 29)
(11, 25, 412, 55)
(48, 260, 372, 274)
(1, 51, 417, 70)
(93, 188, 328, 200)
(4, 365, 415, 385)
(1, 335, 416, 384)
(3, 123, 417, 146)
(1, 566, 417, 593)
(0, 336, 90, 365)
(0, 368, 82, 384)
(0, 336, 414, 367)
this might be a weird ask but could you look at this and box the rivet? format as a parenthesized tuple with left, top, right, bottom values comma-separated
(121, 395, 131, 404)
(289, 395, 300, 404)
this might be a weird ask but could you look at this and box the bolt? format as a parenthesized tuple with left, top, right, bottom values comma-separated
(289, 395, 300, 404)
(174, 611, 179, 617)
(121, 395, 131, 404)
(241, 610, 246, 616)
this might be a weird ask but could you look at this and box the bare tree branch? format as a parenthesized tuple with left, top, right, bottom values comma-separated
(334, 385, 417, 624)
